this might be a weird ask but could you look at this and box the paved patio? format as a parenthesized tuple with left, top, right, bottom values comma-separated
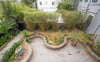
(29, 38, 96, 62)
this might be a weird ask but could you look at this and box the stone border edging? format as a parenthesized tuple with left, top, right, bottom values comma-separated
(29, 35, 68, 49)
(79, 42, 100, 62)
(21, 42, 32, 62)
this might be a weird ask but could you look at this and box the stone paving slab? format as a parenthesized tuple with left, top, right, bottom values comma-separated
(29, 38, 96, 62)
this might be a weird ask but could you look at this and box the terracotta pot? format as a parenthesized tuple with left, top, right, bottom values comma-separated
(71, 41, 78, 47)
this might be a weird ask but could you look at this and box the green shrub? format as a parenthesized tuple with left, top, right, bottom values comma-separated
(67, 30, 93, 44)
(1, 1, 36, 21)
(0, 34, 11, 47)
(23, 30, 32, 43)
(97, 40, 100, 47)
(24, 12, 59, 31)
(0, 18, 18, 47)
(21, 0, 35, 7)
(23, 30, 30, 37)
(58, 0, 74, 10)
(61, 10, 83, 30)
(1, 41, 22, 62)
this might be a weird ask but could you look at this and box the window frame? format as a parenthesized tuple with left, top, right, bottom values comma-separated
(40, 2, 42, 5)
(80, 0, 83, 2)
(85, 0, 88, 2)
(92, 0, 98, 3)
(52, 2, 55, 5)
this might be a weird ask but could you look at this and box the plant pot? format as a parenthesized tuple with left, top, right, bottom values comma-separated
(71, 41, 78, 47)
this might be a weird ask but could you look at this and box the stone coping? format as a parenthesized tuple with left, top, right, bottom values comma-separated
(21, 42, 32, 62)
(79, 42, 100, 62)
(29, 35, 69, 49)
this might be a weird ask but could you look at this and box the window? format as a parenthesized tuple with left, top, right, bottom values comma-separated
(92, 0, 98, 2)
(52, 2, 55, 5)
(80, 0, 83, 2)
(40, 2, 42, 5)
(46, 2, 47, 5)
(85, 0, 88, 2)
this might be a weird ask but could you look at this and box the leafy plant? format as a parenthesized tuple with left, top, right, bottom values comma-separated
(23, 30, 32, 43)
(1, 1, 21, 20)
(97, 40, 100, 47)
(0, 34, 11, 47)
(41, 32, 64, 45)
(58, 0, 74, 10)
(21, 0, 35, 7)
(0, 18, 19, 48)
(0, 19, 16, 34)
(24, 12, 59, 31)
(61, 10, 83, 30)
(66, 30, 93, 44)
(23, 30, 30, 37)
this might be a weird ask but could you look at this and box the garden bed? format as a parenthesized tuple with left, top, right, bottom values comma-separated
(1, 40, 32, 62)
(79, 42, 100, 62)
(40, 32, 65, 46)
(29, 34, 68, 49)
(9, 41, 32, 62)
(28, 31, 69, 49)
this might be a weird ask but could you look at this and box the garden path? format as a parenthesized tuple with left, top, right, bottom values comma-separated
(0, 32, 23, 61)
(29, 38, 96, 62)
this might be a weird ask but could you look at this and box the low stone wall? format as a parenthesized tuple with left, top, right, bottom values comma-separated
(21, 42, 32, 62)
(29, 35, 69, 49)
(79, 42, 100, 62)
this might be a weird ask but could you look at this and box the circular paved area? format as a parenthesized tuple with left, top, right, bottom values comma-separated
(29, 38, 96, 62)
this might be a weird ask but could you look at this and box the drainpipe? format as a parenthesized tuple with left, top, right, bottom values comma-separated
(94, 25, 100, 34)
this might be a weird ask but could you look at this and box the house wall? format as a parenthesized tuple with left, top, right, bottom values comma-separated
(78, 0, 100, 14)
(77, 0, 100, 34)
(86, 10, 100, 34)
(36, 0, 61, 12)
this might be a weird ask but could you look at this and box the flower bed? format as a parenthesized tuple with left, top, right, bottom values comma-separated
(9, 41, 32, 62)
(40, 32, 65, 46)
(29, 32, 68, 49)
(1, 40, 32, 62)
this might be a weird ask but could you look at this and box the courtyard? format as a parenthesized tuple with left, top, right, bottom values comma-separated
(0, 0, 100, 62)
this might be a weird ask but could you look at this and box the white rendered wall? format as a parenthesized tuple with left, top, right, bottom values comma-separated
(37, 0, 61, 12)
(78, 0, 100, 13)
(86, 10, 100, 34)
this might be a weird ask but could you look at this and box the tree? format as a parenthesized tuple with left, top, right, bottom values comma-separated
(58, 0, 74, 10)
(21, 0, 36, 7)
